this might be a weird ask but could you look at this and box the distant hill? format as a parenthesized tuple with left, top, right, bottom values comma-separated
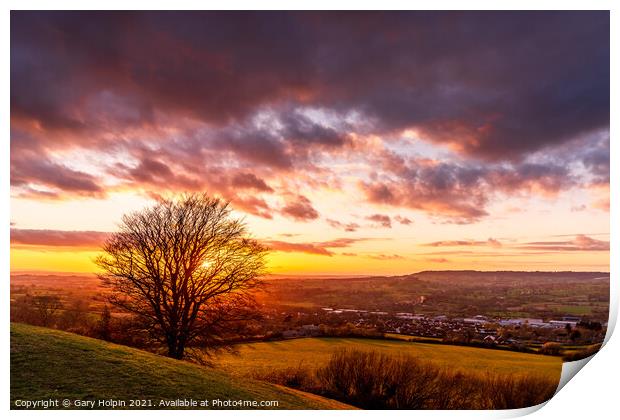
(10, 323, 352, 410)
(412, 270, 609, 277)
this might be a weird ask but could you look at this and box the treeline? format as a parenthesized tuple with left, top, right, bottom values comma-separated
(10, 293, 259, 358)
(255, 349, 558, 409)
(10, 294, 152, 349)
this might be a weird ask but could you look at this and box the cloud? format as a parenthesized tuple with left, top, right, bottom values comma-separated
(230, 172, 273, 192)
(264, 240, 334, 256)
(229, 195, 274, 219)
(426, 257, 450, 263)
(264, 237, 369, 256)
(280, 194, 320, 221)
(395, 215, 413, 225)
(366, 214, 392, 228)
(422, 234, 608, 255)
(9, 11, 608, 226)
(11, 228, 110, 248)
(361, 159, 578, 223)
(367, 253, 405, 260)
(326, 219, 360, 232)
(423, 238, 502, 247)
(520, 235, 609, 252)
(320, 238, 368, 248)
(12, 12, 608, 154)
(278, 233, 301, 237)
(10, 134, 106, 199)
(13, 12, 608, 160)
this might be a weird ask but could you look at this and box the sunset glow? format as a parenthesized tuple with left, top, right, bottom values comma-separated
(10, 11, 609, 274)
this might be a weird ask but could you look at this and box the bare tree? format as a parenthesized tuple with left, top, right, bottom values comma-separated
(95, 193, 269, 359)
(32, 295, 63, 327)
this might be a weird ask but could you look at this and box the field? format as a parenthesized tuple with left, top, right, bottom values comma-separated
(11, 271, 610, 322)
(10, 323, 352, 410)
(259, 271, 610, 321)
(213, 337, 563, 381)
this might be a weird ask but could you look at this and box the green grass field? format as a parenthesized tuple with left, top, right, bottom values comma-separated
(214, 337, 563, 380)
(10, 323, 351, 409)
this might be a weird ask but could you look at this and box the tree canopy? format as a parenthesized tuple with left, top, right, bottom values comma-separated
(96, 193, 269, 359)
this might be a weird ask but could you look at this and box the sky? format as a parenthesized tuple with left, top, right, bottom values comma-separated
(10, 11, 610, 275)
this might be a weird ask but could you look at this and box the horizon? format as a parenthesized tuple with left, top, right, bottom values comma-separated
(10, 11, 610, 275)
(8, 269, 612, 278)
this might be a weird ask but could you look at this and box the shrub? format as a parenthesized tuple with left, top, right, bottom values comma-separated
(563, 343, 602, 362)
(540, 342, 562, 356)
(258, 348, 558, 409)
(481, 372, 557, 409)
(254, 363, 317, 390)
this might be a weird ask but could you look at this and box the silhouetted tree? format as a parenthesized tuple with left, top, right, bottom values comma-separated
(58, 299, 89, 332)
(32, 295, 63, 327)
(96, 193, 269, 359)
(95, 305, 112, 341)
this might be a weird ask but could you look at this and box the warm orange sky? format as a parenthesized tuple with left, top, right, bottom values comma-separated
(10, 11, 610, 274)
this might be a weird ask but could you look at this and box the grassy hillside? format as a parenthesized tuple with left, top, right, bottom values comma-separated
(10, 323, 352, 409)
(214, 337, 563, 380)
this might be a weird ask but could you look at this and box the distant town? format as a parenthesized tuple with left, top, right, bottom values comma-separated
(259, 307, 606, 350)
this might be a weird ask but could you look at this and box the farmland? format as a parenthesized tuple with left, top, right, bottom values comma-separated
(213, 337, 563, 380)
(258, 271, 610, 321)
(10, 271, 609, 354)
(11, 270, 610, 322)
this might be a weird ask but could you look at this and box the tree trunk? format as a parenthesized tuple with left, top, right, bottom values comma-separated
(166, 334, 186, 359)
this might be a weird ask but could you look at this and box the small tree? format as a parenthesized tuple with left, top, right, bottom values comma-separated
(58, 299, 90, 332)
(95, 305, 112, 341)
(32, 295, 63, 327)
(96, 193, 269, 359)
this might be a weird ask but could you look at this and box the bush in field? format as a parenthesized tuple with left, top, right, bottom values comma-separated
(316, 350, 442, 409)
(481, 372, 557, 409)
(319, 324, 383, 339)
(540, 342, 562, 356)
(563, 343, 602, 362)
(258, 348, 558, 409)
(254, 364, 316, 390)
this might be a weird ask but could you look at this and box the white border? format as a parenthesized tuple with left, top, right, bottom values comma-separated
(3, 2, 617, 419)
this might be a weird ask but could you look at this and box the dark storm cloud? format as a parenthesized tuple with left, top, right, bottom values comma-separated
(10, 11, 609, 222)
(581, 138, 610, 185)
(11, 11, 609, 158)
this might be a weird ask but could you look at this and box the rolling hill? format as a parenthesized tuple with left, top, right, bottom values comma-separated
(10, 323, 352, 409)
